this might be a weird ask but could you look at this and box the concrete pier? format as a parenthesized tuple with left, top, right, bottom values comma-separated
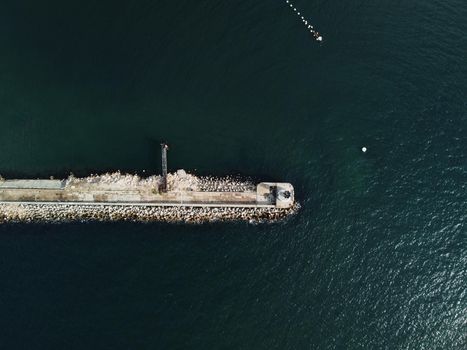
(0, 172, 298, 223)
(0, 174, 294, 209)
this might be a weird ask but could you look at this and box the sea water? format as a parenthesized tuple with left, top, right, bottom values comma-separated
(0, 0, 466, 348)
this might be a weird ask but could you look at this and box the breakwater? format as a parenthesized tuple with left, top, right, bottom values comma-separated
(0, 202, 300, 224)
(0, 171, 298, 223)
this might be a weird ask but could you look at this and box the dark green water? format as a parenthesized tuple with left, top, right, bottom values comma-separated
(1, 1, 466, 348)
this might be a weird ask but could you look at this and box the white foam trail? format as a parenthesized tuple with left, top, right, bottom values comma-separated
(284, 0, 323, 42)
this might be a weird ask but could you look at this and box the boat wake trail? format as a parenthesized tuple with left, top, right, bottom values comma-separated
(285, 0, 323, 42)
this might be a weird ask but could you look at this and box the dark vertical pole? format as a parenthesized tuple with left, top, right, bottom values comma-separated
(161, 143, 169, 192)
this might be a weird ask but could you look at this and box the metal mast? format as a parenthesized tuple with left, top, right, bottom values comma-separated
(160, 143, 169, 192)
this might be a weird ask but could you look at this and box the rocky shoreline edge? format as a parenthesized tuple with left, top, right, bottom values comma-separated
(0, 202, 300, 224)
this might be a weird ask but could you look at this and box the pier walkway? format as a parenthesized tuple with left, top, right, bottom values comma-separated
(0, 179, 294, 209)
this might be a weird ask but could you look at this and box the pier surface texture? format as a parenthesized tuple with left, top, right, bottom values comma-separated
(0, 171, 297, 223)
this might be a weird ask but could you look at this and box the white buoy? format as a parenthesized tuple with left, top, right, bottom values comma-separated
(317, 36, 323, 41)
(361, 147, 367, 153)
